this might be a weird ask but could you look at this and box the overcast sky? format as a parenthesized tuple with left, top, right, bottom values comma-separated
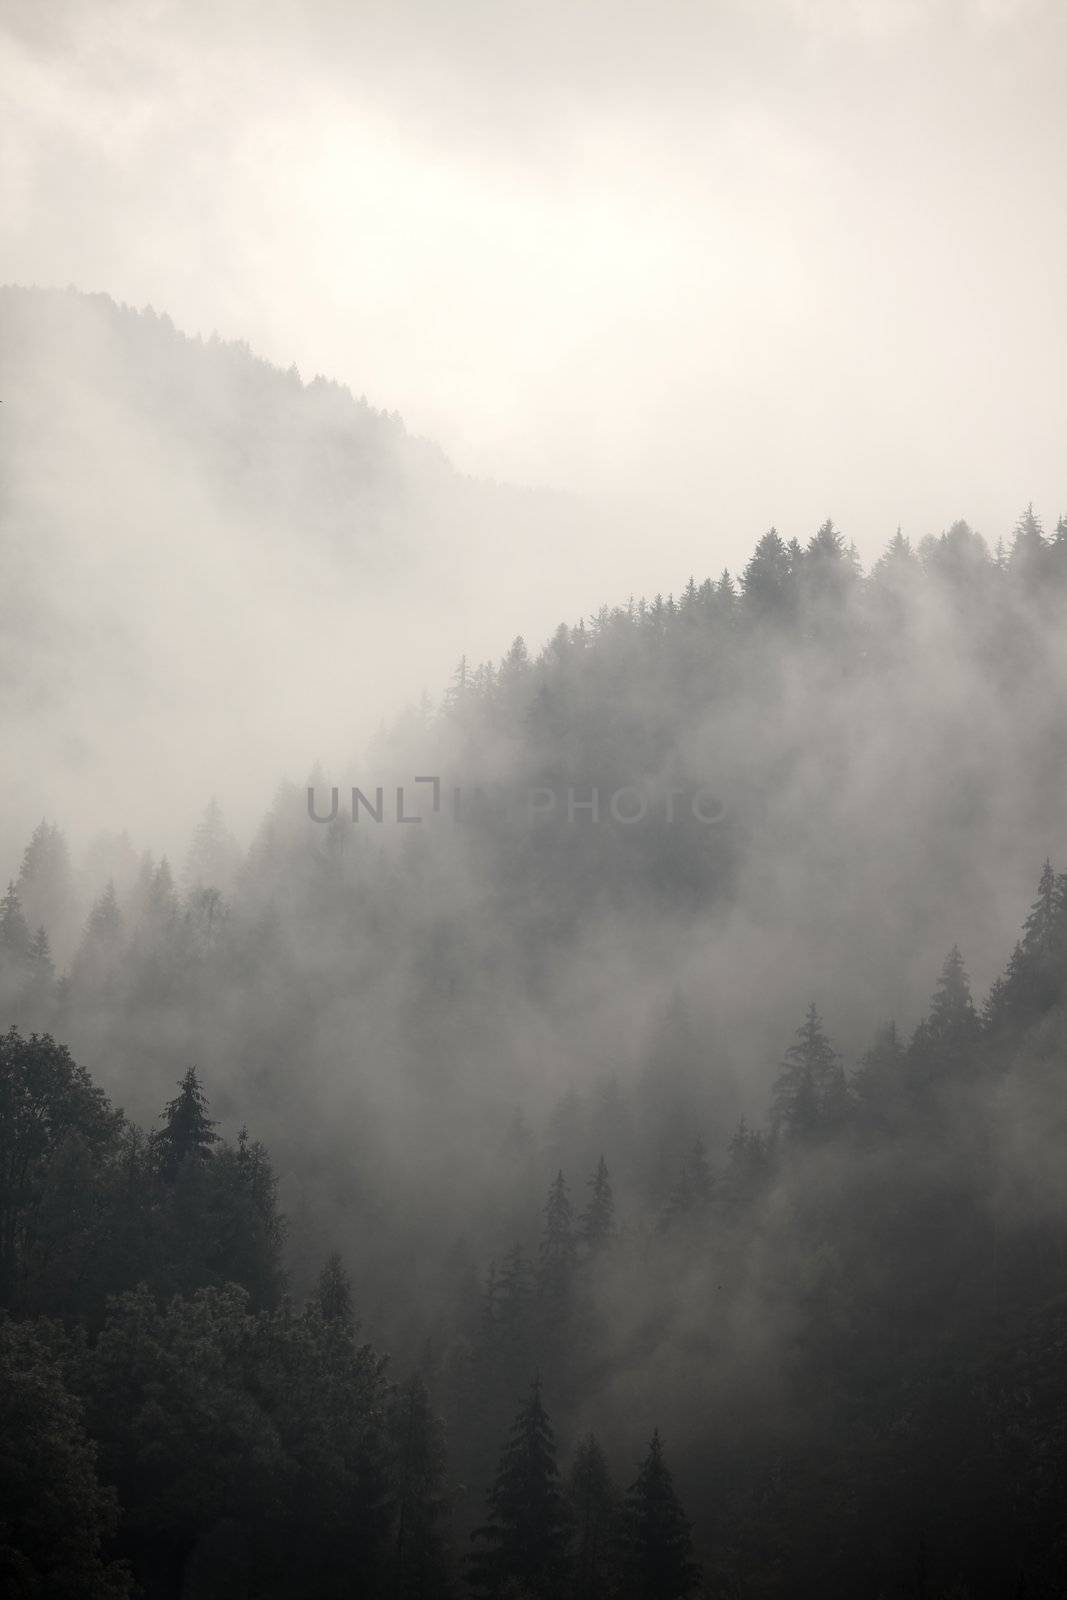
(3, 0, 1066, 570)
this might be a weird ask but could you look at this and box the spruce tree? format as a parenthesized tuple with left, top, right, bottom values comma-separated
(21, 927, 55, 1011)
(480, 1248, 539, 1420)
(539, 1170, 576, 1304)
(0, 881, 32, 971)
(741, 528, 796, 621)
(1009, 502, 1047, 585)
(71, 883, 124, 997)
(579, 1156, 616, 1253)
(873, 527, 916, 576)
(1021, 860, 1062, 954)
(146, 858, 180, 928)
(470, 1377, 571, 1599)
(85, 882, 123, 951)
(625, 1431, 699, 1600)
(926, 946, 979, 1046)
(154, 1066, 219, 1176)
(498, 636, 531, 699)
(15, 821, 75, 955)
(771, 1004, 848, 1141)
(568, 1432, 623, 1600)
(1051, 513, 1067, 584)
(987, 862, 1066, 1024)
(387, 1372, 453, 1600)
(182, 798, 239, 894)
(801, 518, 860, 612)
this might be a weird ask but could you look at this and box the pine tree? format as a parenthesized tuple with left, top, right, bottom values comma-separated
(182, 798, 239, 894)
(499, 635, 531, 693)
(771, 1004, 848, 1141)
(539, 1170, 576, 1304)
(1024, 859, 1061, 953)
(22, 927, 55, 1010)
(146, 858, 180, 928)
(567, 1433, 623, 1600)
(987, 862, 1066, 1025)
(0, 881, 32, 971)
(852, 1020, 908, 1133)
(807, 517, 845, 562)
(625, 1431, 699, 1600)
(86, 882, 123, 949)
(444, 656, 471, 717)
(1009, 502, 1047, 585)
(926, 946, 979, 1046)
(579, 1157, 616, 1254)
(926, 519, 991, 591)
(125, 852, 156, 926)
(470, 1377, 571, 1599)
(16, 821, 75, 956)
(1051, 513, 1067, 584)
(741, 528, 796, 621)
(909, 947, 982, 1101)
(154, 1066, 219, 1177)
(874, 527, 915, 573)
(802, 518, 859, 611)
(71, 883, 124, 995)
(387, 1373, 453, 1600)
(480, 1247, 539, 1415)
(869, 530, 920, 630)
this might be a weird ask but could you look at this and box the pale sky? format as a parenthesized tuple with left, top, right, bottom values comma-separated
(3, 0, 1066, 567)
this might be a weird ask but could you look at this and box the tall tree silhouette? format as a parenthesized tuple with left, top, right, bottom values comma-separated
(625, 1430, 699, 1600)
(539, 1170, 576, 1304)
(387, 1372, 453, 1600)
(771, 1004, 848, 1140)
(567, 1432, 623, 1600)
(470, 1376, 570, 1599)
(579, 1156, 616, 1253)
(154, 1067, 218, 1177)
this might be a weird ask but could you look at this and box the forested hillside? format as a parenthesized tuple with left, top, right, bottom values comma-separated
(4, 510, 1067, 1596)
(0, 286, 613, 857)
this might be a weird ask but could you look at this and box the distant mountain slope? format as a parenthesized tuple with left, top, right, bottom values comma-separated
(0, 286, 609, 856)
(0, 286, 455, 562)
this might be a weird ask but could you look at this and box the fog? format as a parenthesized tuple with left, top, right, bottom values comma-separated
(5, 0, 1067, 847)
(3, 5, 1067, 1599)
(5, 0, 1066, 530)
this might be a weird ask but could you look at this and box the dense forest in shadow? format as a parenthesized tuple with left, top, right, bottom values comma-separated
(4, 505, 1067, 1596)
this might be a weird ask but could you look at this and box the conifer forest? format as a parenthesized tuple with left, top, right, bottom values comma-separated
(5, 5, 1067, 1597)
